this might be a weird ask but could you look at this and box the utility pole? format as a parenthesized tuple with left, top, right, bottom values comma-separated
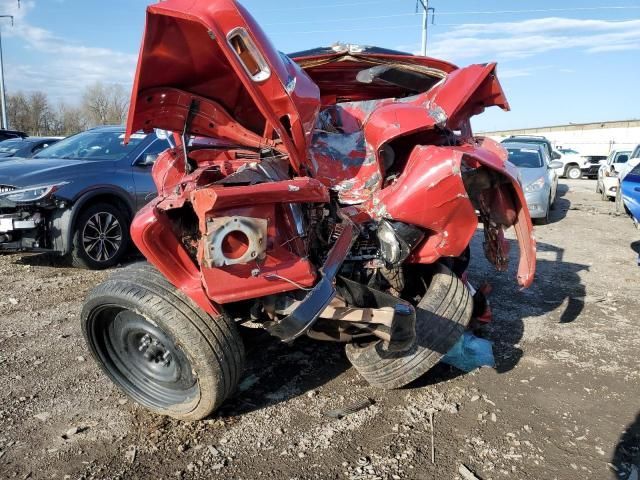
(0, 1, 19, 130)
(0, 16, 13, 130)
(416, 0, 435, 56)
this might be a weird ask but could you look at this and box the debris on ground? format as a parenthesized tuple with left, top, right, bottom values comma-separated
(458, 463, 482, 480)
(324, 398, 375, 419)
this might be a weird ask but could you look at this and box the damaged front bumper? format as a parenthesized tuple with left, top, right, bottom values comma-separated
(266, 218, 417, 351)
(266, 219, 358, 342)
(0, 212, 46, 250)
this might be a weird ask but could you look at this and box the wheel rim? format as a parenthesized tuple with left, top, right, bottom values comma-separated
(82, 212, 123, 262)
(568, 168, 580, 179)
(86, 306, 198, 410)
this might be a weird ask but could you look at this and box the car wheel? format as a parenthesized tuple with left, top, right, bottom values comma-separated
(566, 166, 582, 180)
(70, 203, 130, 269)
(81, 262, 245, 420)
(345, 263, 472, 389)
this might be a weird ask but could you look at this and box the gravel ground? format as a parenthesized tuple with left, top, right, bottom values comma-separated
(1, 178, 639, 480)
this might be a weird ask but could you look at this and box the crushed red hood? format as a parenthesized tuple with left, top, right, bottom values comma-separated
(125, 0, 321, 173)
(126, 0, 510, 174)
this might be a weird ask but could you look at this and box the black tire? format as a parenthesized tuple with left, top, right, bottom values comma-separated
(345, 263, 473, 389)
(565, 165, 582, 180)
(81, 262, 245, 420)
(70, 202, 130, 269)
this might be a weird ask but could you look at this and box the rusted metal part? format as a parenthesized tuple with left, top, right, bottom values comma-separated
(203, 216, 267, 268)
(481, 218, 510, 272)
(336, 276, 416, 353)
(266, 218, 358, 342)
(321, 301, 396, 326)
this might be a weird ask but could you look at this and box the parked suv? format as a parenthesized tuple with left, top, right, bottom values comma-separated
(0, 126, 169, 269)
(500, 136, 589, 179)
(596, 150, 631, 200)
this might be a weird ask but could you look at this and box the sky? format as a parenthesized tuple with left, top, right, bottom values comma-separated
(0, 0, 639, 131)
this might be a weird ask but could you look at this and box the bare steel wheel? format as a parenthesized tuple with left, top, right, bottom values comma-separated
(85, 307, 199, 411)
(82, 262, 245, 420)
(70, 203, 130, 269)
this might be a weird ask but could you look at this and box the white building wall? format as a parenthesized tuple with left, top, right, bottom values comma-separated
(482, 121, 640, 157)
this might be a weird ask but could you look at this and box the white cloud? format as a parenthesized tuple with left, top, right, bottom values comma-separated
(0, 0, 136, 102)
(428, 17, 640, 61)
(499, 65, 551, 79)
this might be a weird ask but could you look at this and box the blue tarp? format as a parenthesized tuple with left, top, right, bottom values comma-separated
(441, 331, 496, 372)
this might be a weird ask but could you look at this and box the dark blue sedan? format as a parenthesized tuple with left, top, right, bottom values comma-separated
(0, 136, 63, 158)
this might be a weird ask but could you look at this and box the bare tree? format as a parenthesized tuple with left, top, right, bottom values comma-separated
(81, 82, 129, 127)
(7, 92, 30, 133)
(6, 82, 129, 136)
(53, 102, 87, 136)
(27, 92, 53, 136)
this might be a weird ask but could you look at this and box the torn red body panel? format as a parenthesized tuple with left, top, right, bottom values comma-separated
(126, 0, 536, 323)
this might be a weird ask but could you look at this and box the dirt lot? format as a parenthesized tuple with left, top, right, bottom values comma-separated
(1, 178, 639, 480)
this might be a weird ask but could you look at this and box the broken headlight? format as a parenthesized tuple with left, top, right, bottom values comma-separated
(0, 183, 67, 203)
(377, 220, 425, 265)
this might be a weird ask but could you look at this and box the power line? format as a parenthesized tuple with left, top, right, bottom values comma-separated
(251, 0, 389, 13)
(262, 5, 640, 28)
(264, 12, 416, 27)
(268, 23, 422, 36)
(436, 5, 640, 15)
(267, 16, 640, 36)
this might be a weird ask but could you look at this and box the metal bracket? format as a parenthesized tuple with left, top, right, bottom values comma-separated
(266, 218, 357, 342)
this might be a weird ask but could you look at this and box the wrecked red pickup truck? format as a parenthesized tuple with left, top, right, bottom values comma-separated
(81, 0, 536, 420)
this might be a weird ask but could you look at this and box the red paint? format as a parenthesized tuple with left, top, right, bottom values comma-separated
(127, 0, 536, 316)
(130, 200, 221, 316)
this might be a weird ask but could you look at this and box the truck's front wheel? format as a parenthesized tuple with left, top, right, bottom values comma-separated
(565, 165, 582, 180)
(81, 263, 245, 420)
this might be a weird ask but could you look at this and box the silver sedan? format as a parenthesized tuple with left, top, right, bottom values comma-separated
(503, 142, 563, 225)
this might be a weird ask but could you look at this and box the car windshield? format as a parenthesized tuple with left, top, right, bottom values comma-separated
(507, 147, 543, 168)
(0, 139, 26, 154)
(33, 131, 147, 161)
(560, 148, 579, 155)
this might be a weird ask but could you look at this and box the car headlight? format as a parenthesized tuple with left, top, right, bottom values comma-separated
(0, 183, 66, 203)
(377, 220, 425, 266)
(524, 177, 545, 193)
